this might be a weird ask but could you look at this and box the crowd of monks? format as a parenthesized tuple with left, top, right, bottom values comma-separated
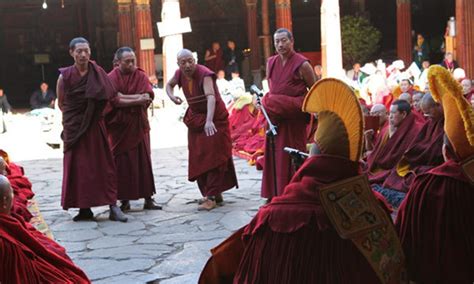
(1, 27, 473, 283)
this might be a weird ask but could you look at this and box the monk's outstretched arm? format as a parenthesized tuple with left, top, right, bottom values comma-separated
(165, 75, 183, 105)
(203, 76, 217, 136)
(56, 75, 64, 111)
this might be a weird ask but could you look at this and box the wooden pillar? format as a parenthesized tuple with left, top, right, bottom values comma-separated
(262, 0, 272, 60)
(134, 0, 156, 76)
(456, 0, 474, 78)
(275, 0, 292, 32)
(396, 0, 412, 64)
(320, 0, 343, 78)
(117, 0, 134, 47)
(246, 0, 261, 85)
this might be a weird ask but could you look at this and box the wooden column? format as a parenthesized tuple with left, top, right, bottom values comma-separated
(456, 0, 474, 78)
(134, 0, 156, 76)
(275, 0, 292, 31)
(396, 0, 412, 64)
(117, 0, 134, 47)
(262, 0, 272, 60)
(246, 0, 261, 85)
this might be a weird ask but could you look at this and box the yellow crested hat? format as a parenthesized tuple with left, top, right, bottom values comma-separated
(302, 78, 364, 161)
(428, 65, 474, 160)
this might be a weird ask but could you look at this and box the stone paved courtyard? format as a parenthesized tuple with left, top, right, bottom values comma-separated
(20, 148, 262, 283)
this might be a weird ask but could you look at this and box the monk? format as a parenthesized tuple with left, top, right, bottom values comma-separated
(165, 49, 238, 211)
(261, 28, 316, 199)
(57, 37, 127, 222)
(0, 176, 90, 284)
(383, 93, 445, 192)
(396, 66, 474, 282)
(199, 79, 404, 284)
(106, 47, 161, 211)
(364, 103, 388, 152)
(462, 78, 473, 100)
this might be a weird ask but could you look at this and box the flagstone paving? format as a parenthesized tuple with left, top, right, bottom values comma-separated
(20, 148, 263, 283)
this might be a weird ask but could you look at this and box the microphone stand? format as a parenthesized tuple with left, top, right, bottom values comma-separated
(251, 85, 278, 198)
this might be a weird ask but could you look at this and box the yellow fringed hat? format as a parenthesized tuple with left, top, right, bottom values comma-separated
(302, 78, 364, 162)
(428, 65, 474, 160)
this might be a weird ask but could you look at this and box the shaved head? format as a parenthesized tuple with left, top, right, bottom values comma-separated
(0, 157, 6, 175)
(370, 104, 388, 126)
(177, 49, 193, 60)
(421, 93, 443, 120)
(0, 175, 13, 215)
(177, 49, 196, 77)
(399, 93, 412, 104)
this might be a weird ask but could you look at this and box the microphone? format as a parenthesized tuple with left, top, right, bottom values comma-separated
(283, 147, 309, 159)
(250, 85, 264, 97)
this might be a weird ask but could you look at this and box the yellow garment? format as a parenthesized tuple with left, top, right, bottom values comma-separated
(232, 94, 254, 110)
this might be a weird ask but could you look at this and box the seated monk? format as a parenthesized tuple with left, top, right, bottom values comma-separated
(228, 94, 257, 143)
(364, 104, 388, 153)
(366, 100, 423, 206)
(382, 93, 445, 193)
(412, 92, 425, 118)
(383, 79, 414, 109)
(396, 66, 474, 283)
(199, 79, 404, 284)
(0, 176, 90, 283)
(0, 156, 33, 222)
(400, 92, 425, 123)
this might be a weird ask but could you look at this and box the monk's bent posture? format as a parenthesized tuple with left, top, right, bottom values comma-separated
(57, 37, 127, 222)
(0, 176, 90, 283)
(166, 49, 238, 211)
(106, 46, 161, 211)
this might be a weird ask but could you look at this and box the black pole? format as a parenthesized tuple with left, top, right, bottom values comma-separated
(250, 85, 278, 197)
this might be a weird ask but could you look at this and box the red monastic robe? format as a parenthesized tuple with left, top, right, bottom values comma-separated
(261, 52, 309, 198)
(59, 62, 117, 209)
(175, 65, 238, 197)
(396, 160, 474, 283)
(229, 104, 257, 143)
(382, 118, 444, 192)
(5, 162, 34, 222)
(367, 113, 423, 185)
(106, 68, 156, 200)
(235, 155, 383, 283)
(0, 213, 90, 284)
(205, 48, 225, 73)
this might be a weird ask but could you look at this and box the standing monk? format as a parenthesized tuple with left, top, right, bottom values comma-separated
(106, 47, 161, 211)
(261, 28, 316, 199)
(57, 37, 127, 222)
(166, 49, 238, 211)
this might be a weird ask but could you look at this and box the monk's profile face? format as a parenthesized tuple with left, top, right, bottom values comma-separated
(70, 42, 91, 66)
(461, 79, 472, 95)
(421, 101, 443, 120)
(274, 32, 294, 57)
(412, 93, 423, 111)
(389, 105, 407, 128)
(177, 54, 196, 77)
(119, 51, 137, 74)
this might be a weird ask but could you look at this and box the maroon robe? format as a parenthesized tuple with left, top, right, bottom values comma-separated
(205, 48, 225, 73)
(261, 52, 309, 198)
(366, 113, 423, 185)
(0, 213, 90, 284)
(175, 65, 238, 197)
(234, 155, 383, 283)
(59, 62, 117, 209)
(382, 117, 445, 192)
(396, 160, 474, 283)
(106, 68, 156, 200)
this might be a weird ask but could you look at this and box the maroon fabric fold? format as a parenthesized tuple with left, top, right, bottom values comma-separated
(106, 68, 155, 200)
(395, 160, 474, 283)
(175, 65, 238, 196)
(234, 155, 386, 283)
(367, 113, 423, 184)
(60, 62, 114, 152)
(0, 213, 90, 284)
(60, 62, 117, 209)
(382, 118, 445, 191)
(260, 52, 309, 199)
